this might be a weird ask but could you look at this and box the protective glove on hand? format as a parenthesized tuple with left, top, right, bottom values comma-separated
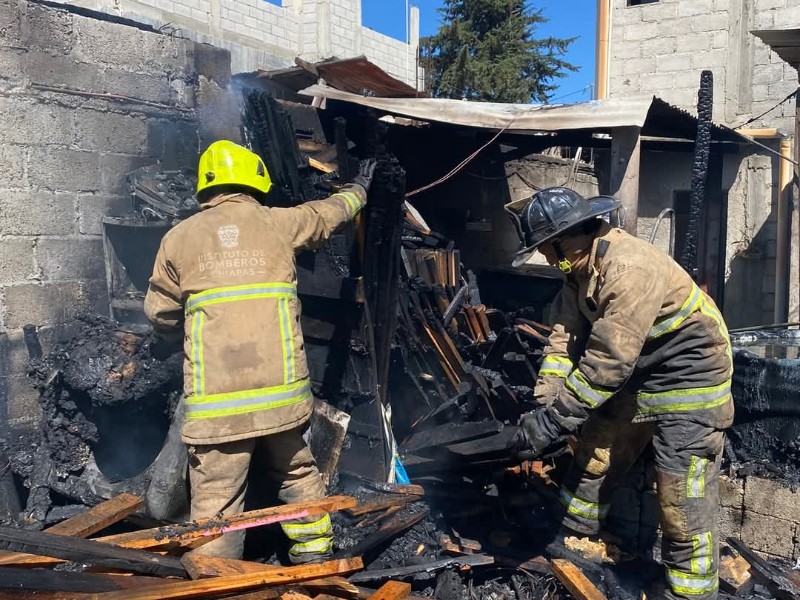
(352, 158, 377, 192)
(515, 406, 567, 461)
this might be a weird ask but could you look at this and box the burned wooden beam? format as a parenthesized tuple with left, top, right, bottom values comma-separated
(727, 538, 800, 600)
(0, 567, 164, 594)
(0, 525, 186, 578)
(348, 555, 494, 583)
(336, 508, 429, 559)
(96, 496, 357, 550)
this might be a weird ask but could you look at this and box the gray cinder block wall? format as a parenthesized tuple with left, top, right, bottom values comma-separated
(0, 0, 233, 427)
(609, 0, 799, 130)
(609, 0, 800, 327)
(43, 0, 420, 87)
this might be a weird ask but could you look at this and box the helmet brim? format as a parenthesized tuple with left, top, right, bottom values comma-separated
(512, 195, 622, 261)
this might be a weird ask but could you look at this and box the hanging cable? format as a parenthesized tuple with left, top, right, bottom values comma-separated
(405, 119, 516, 198)
(733, 89, 797, 129)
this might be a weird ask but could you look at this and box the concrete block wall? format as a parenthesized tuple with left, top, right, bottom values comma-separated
(0, 0, 231, 428)
(45, 0, 419, 86)
(720, 475, 800, 560)
(609, 0, 799, 131)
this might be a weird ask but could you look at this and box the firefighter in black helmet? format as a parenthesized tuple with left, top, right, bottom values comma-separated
(506, 187, 733, 600)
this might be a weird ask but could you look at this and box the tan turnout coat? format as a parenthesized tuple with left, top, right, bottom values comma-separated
(537, 222, 734, 430)
(144, 185, 367, 445)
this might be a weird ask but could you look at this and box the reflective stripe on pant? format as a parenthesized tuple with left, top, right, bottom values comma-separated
(654, 420, 723, 600)
(559, 393, 653, 536)
(560, 403, 724, 600)
(188, 426, 330, 561)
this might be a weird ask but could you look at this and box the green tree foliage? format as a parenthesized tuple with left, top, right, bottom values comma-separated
(421, 0, 577, 104)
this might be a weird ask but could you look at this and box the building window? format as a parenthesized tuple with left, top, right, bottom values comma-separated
(627, 0, 659, 6)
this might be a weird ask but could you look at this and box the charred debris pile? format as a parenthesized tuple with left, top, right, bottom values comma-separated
(0, 90, 795, 600)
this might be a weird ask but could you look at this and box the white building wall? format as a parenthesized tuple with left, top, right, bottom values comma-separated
(49, 0, 419, 85)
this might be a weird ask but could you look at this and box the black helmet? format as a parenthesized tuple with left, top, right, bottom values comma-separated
(505, 187, 622, 266)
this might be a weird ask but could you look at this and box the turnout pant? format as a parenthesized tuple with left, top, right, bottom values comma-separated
(558, 394, 724, 600)
(187, 426, 332, 562)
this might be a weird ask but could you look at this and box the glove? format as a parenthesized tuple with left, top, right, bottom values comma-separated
(515, 406, 566, 461)
(352, 158, 377, 191)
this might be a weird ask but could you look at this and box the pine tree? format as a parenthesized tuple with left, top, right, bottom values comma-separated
(421, 0, 576, 104)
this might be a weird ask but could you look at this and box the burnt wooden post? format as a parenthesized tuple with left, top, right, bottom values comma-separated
(609, 126, 642, 235)
(680, 70, 714, 279)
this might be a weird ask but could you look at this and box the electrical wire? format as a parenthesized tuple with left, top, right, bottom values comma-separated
(547, 84, 593, 104)
(405, 119, 516, 198)
(733, 89, 797, 129)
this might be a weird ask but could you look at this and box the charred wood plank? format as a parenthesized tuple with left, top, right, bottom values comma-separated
(0, 493, 144, 567)
(336, 508, 429, 559)
(96, 496, 356, 550)
(551, 559, 608, 600)
(348, 555, 493, 583)
(0, 567, 164, 593)
(0, 525, 186, 578)
(366, 581, 411, 600)
(399, 422, 503, 456)
(480, 328, 514, 370)
(727, 538, 799, 600)
(361, 483, 425, 497)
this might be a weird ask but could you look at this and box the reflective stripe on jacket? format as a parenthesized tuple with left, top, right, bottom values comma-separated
(144, 186, 367, 444)
(537, 222, 734, 428)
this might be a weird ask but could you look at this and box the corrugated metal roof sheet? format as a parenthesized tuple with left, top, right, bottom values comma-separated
(259, 56, 418, 98)
(299, 84, 749, 143)
(753, 29, 800, 72)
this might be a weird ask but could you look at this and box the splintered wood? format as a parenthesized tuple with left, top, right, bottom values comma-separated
(551, 559, 608, 600)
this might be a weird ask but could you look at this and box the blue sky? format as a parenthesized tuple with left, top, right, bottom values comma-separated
(361, 0, 597, 104)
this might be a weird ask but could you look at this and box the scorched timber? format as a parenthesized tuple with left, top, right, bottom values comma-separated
(0, 493, 144, 567)
(348, 554, 494, 583)
(95, 496, 356, 550)
(0, 525, 186, 578)
(0, 567, 164, 594)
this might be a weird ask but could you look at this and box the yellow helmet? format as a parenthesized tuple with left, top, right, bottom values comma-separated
(196, 140, 272, 197)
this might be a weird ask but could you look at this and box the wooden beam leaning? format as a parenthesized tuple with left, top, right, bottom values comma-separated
(82, 558, 364, 600)
(551, 559, 608, 600)
(0, 493, 144, 567)
(0, 525, 186, 578)
(366, 581, 411, 600)
(181, 554, 363, 583)
(95, 496, 357, 550)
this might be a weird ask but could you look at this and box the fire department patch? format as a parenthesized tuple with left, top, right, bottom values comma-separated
(217, 225, 240, 248)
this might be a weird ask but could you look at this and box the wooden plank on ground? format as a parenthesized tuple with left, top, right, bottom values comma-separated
(720, 554, 753, 595)
(209, 592, 278, 600)
(300, 577, 359, 598)
(96, 496, 356, 550)
(82, 557, 364, 600)
(366, 581, 411, 600)
(0, 493, 144, 567)
(0, 525, 186, 578)
(346, 496, 419, 518)
(0, 567, 163, 593)
(181, 554, 363, 584)
(551, 559, 607, 600)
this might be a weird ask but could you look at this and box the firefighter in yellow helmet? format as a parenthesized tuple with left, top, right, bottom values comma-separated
(507, 188, 733, 600)
(144, 140, 375, 561)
